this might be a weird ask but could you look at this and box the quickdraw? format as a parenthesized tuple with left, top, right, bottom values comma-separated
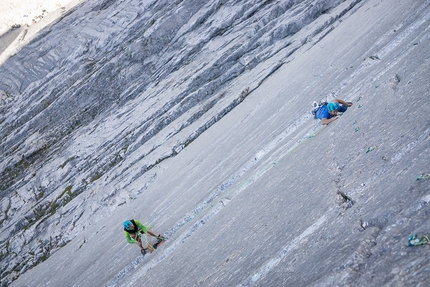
(407, 234, 430, 246)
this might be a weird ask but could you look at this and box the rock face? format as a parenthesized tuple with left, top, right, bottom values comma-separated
(0, 0, 429, 286)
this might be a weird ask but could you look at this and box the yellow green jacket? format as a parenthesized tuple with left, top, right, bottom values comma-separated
(124, 219, 148, 244)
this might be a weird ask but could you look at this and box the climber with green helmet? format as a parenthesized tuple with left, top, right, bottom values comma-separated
(123, 219, 165, 254)
(315, 98, 353, 125)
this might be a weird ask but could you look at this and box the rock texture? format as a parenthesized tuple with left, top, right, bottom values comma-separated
(0, 0, 429, 286)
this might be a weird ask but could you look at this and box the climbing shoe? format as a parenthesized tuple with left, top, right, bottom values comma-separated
(156, 235, 165, 242)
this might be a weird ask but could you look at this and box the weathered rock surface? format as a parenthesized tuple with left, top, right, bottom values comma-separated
(0, 0, 429, 286)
